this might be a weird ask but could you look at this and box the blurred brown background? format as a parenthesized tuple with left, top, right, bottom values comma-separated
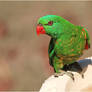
(0, 1, 92, 91)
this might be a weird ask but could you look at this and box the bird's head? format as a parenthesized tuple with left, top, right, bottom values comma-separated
(36, 15, 65, 38)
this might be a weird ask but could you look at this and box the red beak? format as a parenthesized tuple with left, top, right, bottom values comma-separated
(36, 25, 46, 36)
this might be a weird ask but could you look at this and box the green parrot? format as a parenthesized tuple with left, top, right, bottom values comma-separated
(36, 15, 90, 80)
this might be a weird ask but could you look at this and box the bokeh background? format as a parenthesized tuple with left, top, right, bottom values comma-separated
(0, 1, 92, 91)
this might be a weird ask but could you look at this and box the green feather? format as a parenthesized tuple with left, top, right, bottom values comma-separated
(37, 15, 90, 73)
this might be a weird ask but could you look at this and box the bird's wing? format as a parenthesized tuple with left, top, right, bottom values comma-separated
(48, 38, 55, 66)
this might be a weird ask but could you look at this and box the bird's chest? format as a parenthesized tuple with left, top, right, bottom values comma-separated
(55, 36, 72, 53)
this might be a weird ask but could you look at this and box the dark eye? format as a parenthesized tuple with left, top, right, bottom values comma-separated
(48, 21, 53, 26)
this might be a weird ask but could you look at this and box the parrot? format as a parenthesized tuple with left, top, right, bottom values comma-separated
(36, 15, 90, 80)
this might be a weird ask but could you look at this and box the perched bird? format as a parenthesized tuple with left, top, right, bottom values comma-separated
(36, 15, 90, 80)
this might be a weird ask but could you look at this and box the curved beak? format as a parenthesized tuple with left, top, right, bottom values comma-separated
(36, 24, 46, 36)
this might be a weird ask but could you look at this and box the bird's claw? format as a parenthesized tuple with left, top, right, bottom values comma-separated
(54, 72, 66, 77)
(66, 71, 74, 81)
(81, 73, 84, 78)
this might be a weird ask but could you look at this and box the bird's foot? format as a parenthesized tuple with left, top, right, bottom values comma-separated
(64, 62, 84, 79)
(54, 70, 74, 81)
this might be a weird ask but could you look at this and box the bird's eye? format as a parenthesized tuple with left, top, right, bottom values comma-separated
(48, 21, 53, 26)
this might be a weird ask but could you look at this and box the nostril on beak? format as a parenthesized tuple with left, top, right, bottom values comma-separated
(38, 24, 42, 26)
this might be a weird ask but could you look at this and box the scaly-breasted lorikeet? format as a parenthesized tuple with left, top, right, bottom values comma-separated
(36, 15, 90, 80)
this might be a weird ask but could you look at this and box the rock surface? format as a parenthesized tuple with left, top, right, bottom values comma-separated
(39, 57, 92, 92)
